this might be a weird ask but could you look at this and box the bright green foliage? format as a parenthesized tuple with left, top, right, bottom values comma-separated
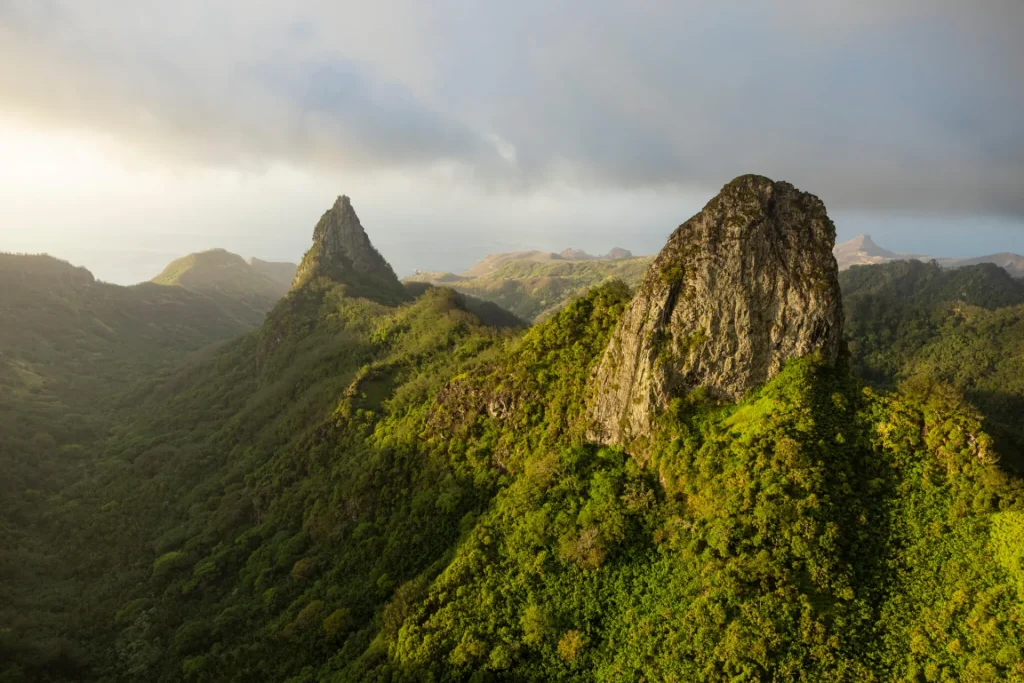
(991, 512, 1024, 597)
(4, 252, 1024, 682)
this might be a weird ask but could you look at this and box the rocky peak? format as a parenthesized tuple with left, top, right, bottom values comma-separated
(833, 233, 901, 270)
(848, 234, 879, 252)
(587, 174, 844, 448)
(292, 195, 401, 291)
(605, 247, 633, 260)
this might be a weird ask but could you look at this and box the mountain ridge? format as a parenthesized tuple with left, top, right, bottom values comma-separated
(834, 233, 1024, 275)
(4, 183, 1024, 682)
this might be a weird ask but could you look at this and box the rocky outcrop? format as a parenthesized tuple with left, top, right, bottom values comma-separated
(292, 195, 407, 303)
(293, 196, 400, 286)
(587, 175, 843, 447)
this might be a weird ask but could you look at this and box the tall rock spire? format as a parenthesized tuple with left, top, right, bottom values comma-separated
(292, 195, 406, 303)
(587, 175, 844, 447)
(293, 196, 398, 286)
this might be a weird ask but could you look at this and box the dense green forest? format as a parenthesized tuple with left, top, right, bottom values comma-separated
(841, 260, 1024, 472)
(3, 242, 1024, 681)
(0, 253, 282, 554)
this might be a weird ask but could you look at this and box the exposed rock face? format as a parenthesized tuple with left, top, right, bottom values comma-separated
(292, 195, 401, 289)
(605, 247, 634, 260)
(587, 175, 843, 447)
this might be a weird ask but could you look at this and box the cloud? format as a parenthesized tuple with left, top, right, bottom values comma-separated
(1, 0, 1022, 214)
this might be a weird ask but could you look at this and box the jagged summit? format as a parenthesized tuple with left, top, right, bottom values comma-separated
(587, 174, 844, 448)
(292, 195, 406, 302)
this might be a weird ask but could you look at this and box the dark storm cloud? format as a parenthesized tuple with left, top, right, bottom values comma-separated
(1, 0, 1022, 214)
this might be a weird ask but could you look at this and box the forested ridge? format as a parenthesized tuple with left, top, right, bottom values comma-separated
(3, 212, 1024, 681)
(841, 259, 1024, 473)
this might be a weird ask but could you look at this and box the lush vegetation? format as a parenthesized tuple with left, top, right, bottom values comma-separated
(4, 253, 1024, 682)
(151, 248, 296, 325)
(842, 260, 1024, 472)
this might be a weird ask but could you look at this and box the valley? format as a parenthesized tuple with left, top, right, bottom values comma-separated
(2, 176, 1024, 681)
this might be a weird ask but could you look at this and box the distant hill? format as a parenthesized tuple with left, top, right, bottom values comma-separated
(833, 234, 902, 268)
(834, 233, 1024, 276)
(458, 247, 633, 279)
(247, 257, 297, 289)
(840, 259, 1024, 310)
(152, 248, 295, 323)
(1, 250, 293, 455)
(1, 253, 272, 409)
(418, 232, 1024, 326)
(407, 249, 652, 322)
(0, 252, 275, 557)
(938, 251, 1024, 277)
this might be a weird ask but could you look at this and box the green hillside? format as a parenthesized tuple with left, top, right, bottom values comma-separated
(406, 254, 653, 322)
(4, 259, 1024, 681)
(5, 195, 1024, 682)
(0, 252, 301, 683)
(152, 249, 295, 324)
(842, 260, 1024, 472)
(841, 259, 1024, 309)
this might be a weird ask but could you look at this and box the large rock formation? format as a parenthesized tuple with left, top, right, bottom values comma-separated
(587, 175, 843, 447)
(292, 195, 407, 303)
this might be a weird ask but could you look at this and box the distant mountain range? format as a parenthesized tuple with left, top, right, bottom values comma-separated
(0, 248, 298, 415)
(406, 235, 1024, 323)
(6, 180, 1024, 682)
(833, 233, 1024, 276)
(406, 247, 649, 322)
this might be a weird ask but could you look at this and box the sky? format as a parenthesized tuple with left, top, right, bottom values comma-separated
(0, 0, 1022, 284)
